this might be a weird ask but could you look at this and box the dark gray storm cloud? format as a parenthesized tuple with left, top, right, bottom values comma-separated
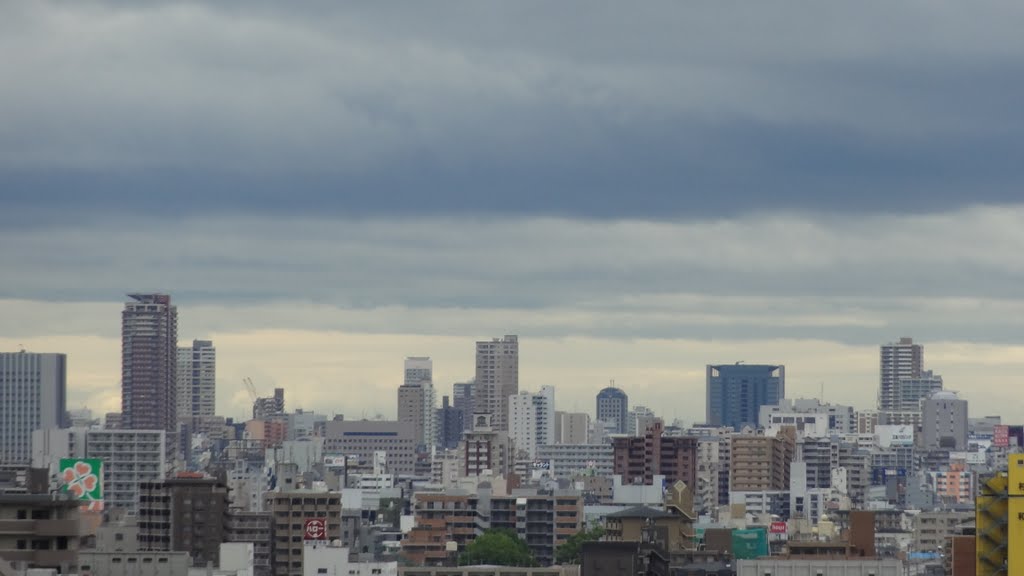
(2, 1, 1024, 224)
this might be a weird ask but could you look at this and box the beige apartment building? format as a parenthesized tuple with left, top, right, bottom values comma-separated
(266, 491, 342, 576)
(730, 429, 795, 492)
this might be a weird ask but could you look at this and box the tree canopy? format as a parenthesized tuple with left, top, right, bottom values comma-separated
(555, 526, 605, 565)
(459, 528, 537, 567)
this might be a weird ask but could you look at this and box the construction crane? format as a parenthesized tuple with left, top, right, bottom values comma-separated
(243, 377, 258, 403)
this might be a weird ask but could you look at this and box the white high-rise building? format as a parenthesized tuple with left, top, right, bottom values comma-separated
(879, 337, 923, 410)
(177, 339, 216, 430)
(508, 386, 555, 460)
(400, 357, 435, 447)
(475, 336, 519, 432)
(85, 428, 167, 514)
(0, 352, 67, 464)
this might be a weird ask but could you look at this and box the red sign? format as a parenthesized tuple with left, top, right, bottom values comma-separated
(769, 521, 788, 534)
(994, 425, 1010, 448)
(304, 518, 327, 541)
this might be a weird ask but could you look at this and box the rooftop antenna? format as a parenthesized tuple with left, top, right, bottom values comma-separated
(820, 382, 824, 403)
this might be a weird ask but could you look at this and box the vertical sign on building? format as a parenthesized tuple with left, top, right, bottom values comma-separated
(994, 425, 1010, 448)
(304, 518, 328, 541)
(59, 458, 104, 511)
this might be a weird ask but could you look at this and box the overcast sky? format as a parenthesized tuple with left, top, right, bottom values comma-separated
(3, 1, 1024, 422)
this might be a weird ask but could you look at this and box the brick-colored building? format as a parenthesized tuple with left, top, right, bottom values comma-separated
(402, 493, 480, 566)
(612, 421, 697, 488)
(402, 490, 583, 567)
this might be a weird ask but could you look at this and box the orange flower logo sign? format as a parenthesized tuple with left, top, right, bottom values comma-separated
(59, 459, 103, 510)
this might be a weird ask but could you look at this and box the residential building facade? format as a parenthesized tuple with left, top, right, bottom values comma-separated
(475, 336, 519, 432)
(122, 293, 178, 435)
(508, 386, 555, 460)
(176, 339, 216, 432)
(879, 337, 923, 411)
(612, 421, 698, 488)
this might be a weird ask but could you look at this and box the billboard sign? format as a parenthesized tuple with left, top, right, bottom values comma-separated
(769, 521, 788, 534)
(323, 455, 346, 468)
(304, 518, 327, 541)
(871, 466, 907, 485)
(875, 425, 914, 447)
(994, 425, 1010, 448)
(59, 459, 103, 511)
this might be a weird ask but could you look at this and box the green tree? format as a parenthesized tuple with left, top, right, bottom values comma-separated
(378, 497, 404, 528)
(555, 526, 605, 565)
(459, 528, 537, 567)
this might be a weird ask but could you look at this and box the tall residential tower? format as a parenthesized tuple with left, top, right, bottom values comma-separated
(177, 339, 216, 431)
(122, 293, 178, 435)
(475, 336, 519, 431)
(879, 337, 923, 410)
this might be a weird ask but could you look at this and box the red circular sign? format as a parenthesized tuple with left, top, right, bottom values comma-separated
(304, 518, 327, 540)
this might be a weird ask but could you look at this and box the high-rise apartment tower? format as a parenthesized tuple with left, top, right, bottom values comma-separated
(122, 293, 178, 435)
(177, 340, 216, 430)
(879, 337, 923, 410)
(475, 336, 519, 431)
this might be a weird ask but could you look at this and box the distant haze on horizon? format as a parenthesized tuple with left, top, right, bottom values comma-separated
(3, 2, 1024, 422)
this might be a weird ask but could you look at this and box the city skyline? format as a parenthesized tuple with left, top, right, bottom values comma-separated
(1, 318, 1003, 426)
(4, 2, 1023, 574)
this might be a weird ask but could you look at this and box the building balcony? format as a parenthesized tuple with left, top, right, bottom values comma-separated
(0, 519, 84, 537)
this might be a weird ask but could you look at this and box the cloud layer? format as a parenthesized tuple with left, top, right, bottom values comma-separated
(4, 2, 1024, 423)
(3, 1, 1024, 221)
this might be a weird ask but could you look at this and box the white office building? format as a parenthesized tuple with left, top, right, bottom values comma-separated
(537, 443, 614, 479)
(759, 398, 855, 434)
(0, 352, 67, 464)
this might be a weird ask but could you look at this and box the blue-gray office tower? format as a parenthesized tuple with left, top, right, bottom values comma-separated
(596, 386, 629, 435)
(706, 364, 785, 431)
